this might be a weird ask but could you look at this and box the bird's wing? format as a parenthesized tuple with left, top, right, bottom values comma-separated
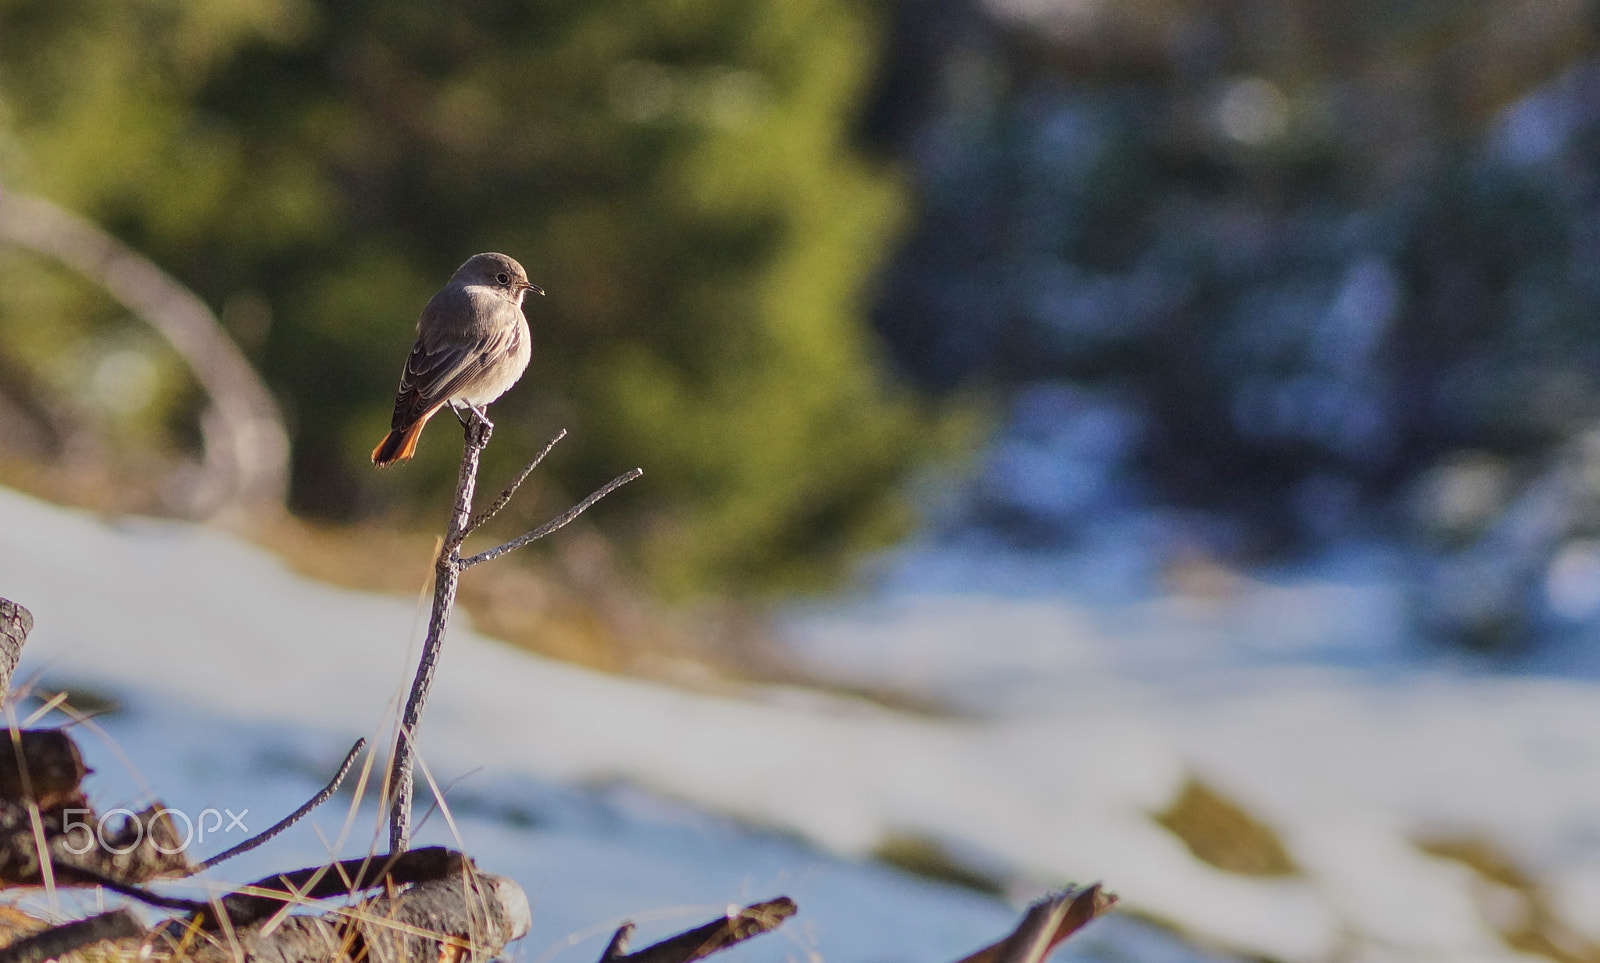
(388, 321, 519, 428)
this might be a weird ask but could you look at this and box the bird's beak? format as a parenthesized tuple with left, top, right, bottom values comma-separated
(522, 281, 545, 296)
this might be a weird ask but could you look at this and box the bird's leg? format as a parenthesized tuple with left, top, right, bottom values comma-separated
(447, 401, 470, 427)
(465, 403, 493, 448)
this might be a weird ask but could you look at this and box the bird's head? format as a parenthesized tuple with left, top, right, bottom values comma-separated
(456, 252, 545, 304)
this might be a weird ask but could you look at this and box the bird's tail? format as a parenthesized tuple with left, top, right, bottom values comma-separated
(371, 405, 443, 466)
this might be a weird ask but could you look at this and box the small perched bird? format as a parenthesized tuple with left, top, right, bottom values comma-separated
(372, 253, 542, 466)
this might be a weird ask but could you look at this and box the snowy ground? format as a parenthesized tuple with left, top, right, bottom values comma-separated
(785, 525, 1600, 962)
(0, 485, 1594, 962)
(0, 486, 1203, 963)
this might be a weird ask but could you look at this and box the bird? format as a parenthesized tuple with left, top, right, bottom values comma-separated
(371, 253, 542, 466)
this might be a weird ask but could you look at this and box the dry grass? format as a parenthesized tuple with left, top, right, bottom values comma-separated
(249, 512, 748, 680)
(0, 448, 760, 684)
(0, 451, 960, 714)
(244, 509, 952, 715)
(0, 896, 503, 963)
(1151, 776, 1298, 878)
(0, 903, 139, 962)
(1417, 834, 1600, 963)
(0, 450, 178, 522)
(872, 832, 1008, 896)
(0, 686, 518, 963)
(0, 902, 52, 945)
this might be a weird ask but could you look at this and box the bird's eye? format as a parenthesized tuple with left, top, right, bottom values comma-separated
(496, 272, 511, 285)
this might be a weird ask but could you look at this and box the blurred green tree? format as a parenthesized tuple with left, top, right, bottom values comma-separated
(0, 0, 952, 593)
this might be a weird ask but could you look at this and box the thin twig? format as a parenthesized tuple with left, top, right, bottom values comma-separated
(461, 468, 642, 569)
(466, 429, 568, 535)
(197, 738, 366, 870)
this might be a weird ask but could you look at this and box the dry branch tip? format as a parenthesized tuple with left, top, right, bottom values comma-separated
(198, 737, 367, 870)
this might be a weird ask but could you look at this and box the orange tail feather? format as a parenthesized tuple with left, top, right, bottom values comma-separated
(371, 405, 444, 466)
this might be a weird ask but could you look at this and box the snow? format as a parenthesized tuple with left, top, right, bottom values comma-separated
(0, 484, 1594, 962)
(783, 537, 1600, 962)
(0, 486, 1194, 963)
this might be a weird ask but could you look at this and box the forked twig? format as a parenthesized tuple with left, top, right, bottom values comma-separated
(197, 738, 367, 870)
(388, 412, 640, 852)
(462, 467, 642, 569)
(466, 429, 568, 534)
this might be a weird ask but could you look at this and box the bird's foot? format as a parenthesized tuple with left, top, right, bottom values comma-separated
(464, 404, 493, 447)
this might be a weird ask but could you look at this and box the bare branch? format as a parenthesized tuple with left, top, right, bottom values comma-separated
(0, 191, 289, 516)
(390, 411, 637, 851)
(461, 468, 643, 569)
(198, 738, 367, 870)
(173, 870, 530, 963)
(354, 869, 529, 963)
(0, 908, 144, 963)
(389, 410, 493, 852)
(605, 897, 797, 963)
(466, 429, 568, 535)
(196, 846, 472, 931)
